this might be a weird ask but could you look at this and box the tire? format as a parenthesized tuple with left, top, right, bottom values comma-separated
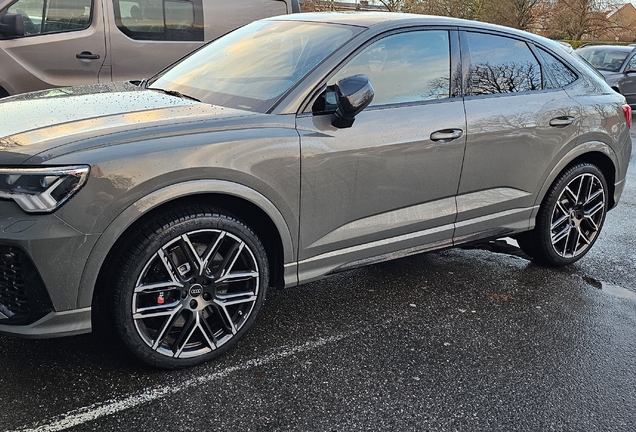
(109, 205, 269, 369)
(517, 163, 608, 266)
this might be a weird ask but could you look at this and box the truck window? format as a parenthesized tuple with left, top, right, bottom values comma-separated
(8, 0, 92, 36)
(114, 0, 203, 41)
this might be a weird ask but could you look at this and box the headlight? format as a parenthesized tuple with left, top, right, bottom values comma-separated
(0, 166, 90, 213)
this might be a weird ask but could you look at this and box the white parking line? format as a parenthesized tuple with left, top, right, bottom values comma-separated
(14, 333, 354, 432)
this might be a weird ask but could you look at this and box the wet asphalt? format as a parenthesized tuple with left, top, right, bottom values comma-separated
(1, 134, 635, 431)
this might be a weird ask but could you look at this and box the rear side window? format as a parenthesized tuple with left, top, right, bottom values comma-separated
(114, 0, 203, 41)
(536, 48, 578, 89)
(464, 32, 541, 96)
(8, 0, 92, 36)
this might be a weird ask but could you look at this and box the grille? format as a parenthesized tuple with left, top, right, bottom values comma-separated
(0, 246, 53, 325)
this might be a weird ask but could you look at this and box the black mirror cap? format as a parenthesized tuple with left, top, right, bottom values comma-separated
(0, 13, 25, 37)
(331, 74, 374, 128)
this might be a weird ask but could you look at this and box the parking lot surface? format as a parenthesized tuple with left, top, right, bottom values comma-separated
(1, 133, 635, 432)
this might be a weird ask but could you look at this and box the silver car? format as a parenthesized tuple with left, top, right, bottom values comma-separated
(0, 13, 632, 368)
(576, 44, 636, 108)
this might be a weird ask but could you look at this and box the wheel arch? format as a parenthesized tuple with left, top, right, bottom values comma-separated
(532, 143, 618, 222)
(79, 180, 297, 312)
(0, 85, 9, 98)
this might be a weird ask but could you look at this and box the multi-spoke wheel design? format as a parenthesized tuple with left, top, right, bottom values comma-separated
(112, 207, 268, 369)
(549, 173, 605, 259)
(134, 229, 260, 359)
(517, 163, 608, 266)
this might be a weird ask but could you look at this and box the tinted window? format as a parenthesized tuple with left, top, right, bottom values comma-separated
(330, 30, 451, 106)
(464, 32, 541, 96)
(114, 0, 203, 41)
(536, 48, 578, 89)
(8, 0, 91, 36)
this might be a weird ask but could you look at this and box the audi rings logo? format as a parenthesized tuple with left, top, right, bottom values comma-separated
(189, 284, 203, 297)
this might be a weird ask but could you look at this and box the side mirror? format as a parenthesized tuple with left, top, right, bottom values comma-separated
(330, 74, 374, 128)
(0, 13, 25, 37)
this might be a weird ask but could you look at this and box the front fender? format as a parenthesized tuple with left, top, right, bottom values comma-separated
(76, 179, 296, 308)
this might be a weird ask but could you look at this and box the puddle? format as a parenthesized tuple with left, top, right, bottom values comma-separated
(584, 276, 636, 300)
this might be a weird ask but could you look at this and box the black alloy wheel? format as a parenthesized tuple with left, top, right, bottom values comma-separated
(517, 163, 608, 266)
(111, 205, 269, 369)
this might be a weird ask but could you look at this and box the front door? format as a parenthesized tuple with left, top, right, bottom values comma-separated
(296, 29, 466, 282)
(619, 55, 636, 107)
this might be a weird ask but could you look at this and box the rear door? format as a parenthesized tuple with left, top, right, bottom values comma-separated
(455, 30, 581, 243)
(0, 0, 107, 94)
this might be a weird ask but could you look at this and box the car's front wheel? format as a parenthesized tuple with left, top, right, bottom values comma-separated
(517, 163, 608, 266)
(110, 205, 269, 369)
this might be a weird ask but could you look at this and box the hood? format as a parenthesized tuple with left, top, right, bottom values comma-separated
(0, 82, 259, 164)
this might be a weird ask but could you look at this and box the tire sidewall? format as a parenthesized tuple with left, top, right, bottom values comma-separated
(536, 163, 608, 266)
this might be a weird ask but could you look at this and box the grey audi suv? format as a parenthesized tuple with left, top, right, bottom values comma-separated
(0, 13, 631, 368)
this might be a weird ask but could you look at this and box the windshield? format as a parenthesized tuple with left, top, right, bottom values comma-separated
(148, 20, 361, 112)
(576, 47, 630, 72)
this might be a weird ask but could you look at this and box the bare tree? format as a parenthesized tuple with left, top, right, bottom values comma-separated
(546, 0, 627, 40)
(486, 0, 543, 30)
(376, 0, 405, 11)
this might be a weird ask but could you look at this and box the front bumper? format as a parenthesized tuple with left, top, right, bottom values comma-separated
(0, 201, 98, 337)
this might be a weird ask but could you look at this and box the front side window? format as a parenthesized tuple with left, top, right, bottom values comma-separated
(464, 32, 541, 96)
(114, 0, 202, 41)
(329, 30, 451, 107)
(8, 0, 91, 36)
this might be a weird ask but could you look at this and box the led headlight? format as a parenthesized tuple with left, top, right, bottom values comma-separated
(0, 166, 90, 213)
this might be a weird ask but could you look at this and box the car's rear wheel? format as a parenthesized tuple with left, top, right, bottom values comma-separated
(111, 206, 268, 369)
(517, 163, 608, 266)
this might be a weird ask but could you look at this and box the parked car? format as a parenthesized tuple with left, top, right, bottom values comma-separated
(575, 44, 636, 107)
(0, 13, 631, 369)
(0, 0, 300, 97)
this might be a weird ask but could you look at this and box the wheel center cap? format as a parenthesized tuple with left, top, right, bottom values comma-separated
(189, 284, 203, 297)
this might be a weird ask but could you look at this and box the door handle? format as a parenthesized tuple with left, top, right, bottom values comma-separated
(549, 116, 574, 127)
(430, 129, 463, 142)
(76, 51, 100, 60)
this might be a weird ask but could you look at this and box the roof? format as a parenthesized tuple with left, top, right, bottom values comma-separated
(268, 12, 571, 53)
